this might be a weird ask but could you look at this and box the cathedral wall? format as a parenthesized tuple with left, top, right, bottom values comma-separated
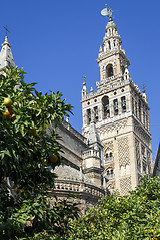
(55, 123, 87, 168)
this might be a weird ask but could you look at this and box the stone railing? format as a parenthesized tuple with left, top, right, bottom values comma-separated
(54, 182, 80, 192)
(54, 181, 104, 198)
(96, 76, 131, 90)
(82, 78, 132, 101)
(83, 149, 100, 159)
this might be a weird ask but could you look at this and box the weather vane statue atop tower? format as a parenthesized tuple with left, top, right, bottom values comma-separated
(101, 4, 117, 21)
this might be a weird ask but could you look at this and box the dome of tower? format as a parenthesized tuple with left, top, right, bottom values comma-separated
(106, 20, 117, 31)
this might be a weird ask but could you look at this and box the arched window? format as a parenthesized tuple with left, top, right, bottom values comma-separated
(121, 96, 126, 112)
(102, 96, 110, 118)
(108, 40, 111, 50)
(94, 106, 98, 121)
(114, 99, 118, 115)
(121, 65, 125, 75)
(106, 64, 113, 78)
(106, 168, 114, 179)
(87, 109, 91, 124)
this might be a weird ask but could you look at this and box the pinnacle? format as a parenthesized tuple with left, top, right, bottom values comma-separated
(2, 36, 11, 48)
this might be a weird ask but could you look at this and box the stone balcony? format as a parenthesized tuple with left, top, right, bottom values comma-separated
(83, 149, 100, 159)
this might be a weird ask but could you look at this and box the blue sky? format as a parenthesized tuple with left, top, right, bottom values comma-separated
(0, 0, 160, 161)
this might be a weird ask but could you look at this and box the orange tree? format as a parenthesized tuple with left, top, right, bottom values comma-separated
(0, 67, 79, 240)
(68, 176, 160, 240)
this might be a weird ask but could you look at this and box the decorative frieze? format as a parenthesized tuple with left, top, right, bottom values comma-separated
(120, 177, 131, 195)
(97, 119, 127, 136)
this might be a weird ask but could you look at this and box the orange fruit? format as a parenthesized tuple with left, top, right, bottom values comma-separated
(17, 189, 23, 193)
(50, 154, 59, 163)
(3, 97, 12, 107)
(3, 109, 12, 118)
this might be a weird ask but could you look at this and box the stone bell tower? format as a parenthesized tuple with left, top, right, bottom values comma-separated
(81, 7, 153, 195)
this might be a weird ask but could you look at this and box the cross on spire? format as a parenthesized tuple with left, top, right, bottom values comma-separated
(3, 25, 10, 36)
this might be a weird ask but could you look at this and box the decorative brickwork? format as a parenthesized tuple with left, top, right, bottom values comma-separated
(120, 177, 131, 195)
(135, 138, 141, 172)
(97, 120, 127, 136)
(134, 119, 150, 145)
(103, 141, 114, 153)
(118, 137, 130, 167)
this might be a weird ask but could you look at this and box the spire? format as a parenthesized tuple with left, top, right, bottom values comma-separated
(82, 74, 88, 98)
(0, 36, 15, 70)
(87, 121, 101, 149)
(100, 5, 122, 53)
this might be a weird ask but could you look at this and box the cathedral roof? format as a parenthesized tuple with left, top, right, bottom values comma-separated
(54, 165, 95, 185)
(0, 36, 15, 70)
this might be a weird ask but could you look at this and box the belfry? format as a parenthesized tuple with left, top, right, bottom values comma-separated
(81, 6, 153, 195)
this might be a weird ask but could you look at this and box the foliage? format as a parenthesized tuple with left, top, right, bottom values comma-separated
(68, 176, 160, 240)
(0, 67, 79, 239)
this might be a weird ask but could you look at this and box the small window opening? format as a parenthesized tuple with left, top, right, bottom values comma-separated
(106, 64, 113, 78)
(102, 96, 110, 118)
(94, 106, 98, 121)
(108, 66, 113, 77)
(87, 109, 91, 124)
(114, 99, 118, 115)
(121, 96, 126, 112)
(122, 66, 125, 75)
(108, 40, 111, 50)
